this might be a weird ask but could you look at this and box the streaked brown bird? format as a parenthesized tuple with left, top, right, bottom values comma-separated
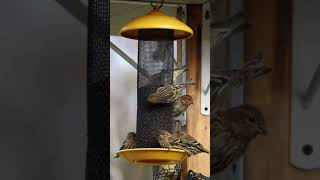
(114, 132, 136, 159)
(173, 65, 188, 83)
(211, 54, 272, 113)
(150, 65, 188, 84)
(174, 120, 209, 155)
(159, 130, 209, 156)
(158, 130, 182, 149)
(173, 95, 193, 117)
(211, 104, 267, 175)
(147, 80, 194, 104)
(177, 132, 209, 156)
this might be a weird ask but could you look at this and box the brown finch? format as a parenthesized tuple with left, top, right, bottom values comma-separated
(143, 65, 188, 88)
(177, 132, 209, 156)
(114, 132, 136, 159)
(211, 104, 267, 175)
(147, 80, 194, 104)
(173, 120, 209, 155)
(158, 130, 209, 156)
(152, 65, 188, 83)
(172, 65, 188, 83)
(158, 130, 182, 149)
(211, 54, 272, 113)
(173, 95, 193, 117)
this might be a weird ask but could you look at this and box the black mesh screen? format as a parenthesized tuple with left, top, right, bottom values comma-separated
(136, 29, 175, 148)
(86, 0, 109, 180)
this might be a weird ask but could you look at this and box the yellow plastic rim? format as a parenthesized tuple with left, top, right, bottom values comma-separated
(116, 148, 188, 165)
(120, 9, 193, 40)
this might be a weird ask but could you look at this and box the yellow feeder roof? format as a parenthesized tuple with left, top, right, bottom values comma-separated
(120, 8, 193, 40)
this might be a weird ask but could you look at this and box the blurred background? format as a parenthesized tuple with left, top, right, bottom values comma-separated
(0, 0, 87, 180)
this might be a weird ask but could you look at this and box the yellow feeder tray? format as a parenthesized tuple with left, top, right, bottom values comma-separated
(120, 8, 193, 40)
(116, 148, 188, 165)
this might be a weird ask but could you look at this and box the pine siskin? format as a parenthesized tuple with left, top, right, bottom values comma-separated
(149, 65, 188, 84)
(211, 54, 272, 113)
(212, 12, 250, 47)
(177, 132, 209, 156)
(147, 80, 194, 104)
(114, 132, 136, 159)
(173, 95, 193, 117)
(159, 130, 209, 156)
(173, 120, 209, 155)
(158, 130, 182, 150)
(211, 104, 267, 175)
(173, 65, 188, 83)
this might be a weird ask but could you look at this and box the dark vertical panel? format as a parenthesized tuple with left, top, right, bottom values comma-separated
(86, 0, 109, 180)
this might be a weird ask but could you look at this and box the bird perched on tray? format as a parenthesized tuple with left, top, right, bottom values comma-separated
(147, 80, 194, 104)
(158, 130, 209, 156)
(211, 54, 272, 113)
(173, 95, 193, 117)
(114, 132, 136, 159)
(173, 120, 209, 156)
(211, 104, 267, 175)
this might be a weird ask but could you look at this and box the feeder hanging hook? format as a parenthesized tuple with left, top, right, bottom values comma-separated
(151, 0, 164, 10)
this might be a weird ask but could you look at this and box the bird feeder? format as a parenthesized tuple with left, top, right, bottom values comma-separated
(116, 3, 193, 164)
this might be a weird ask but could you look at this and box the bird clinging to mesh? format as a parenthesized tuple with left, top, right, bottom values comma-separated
(149, 65, 188, 84)
(114, 132, 136, 159)
(211, 54, 272, 113)
(173, 95, 193, 117)
(173, 65, 188, 83)
(147, 80, 194, 104)
(211, 104, 267, 175)
(158, 130, 209, 156)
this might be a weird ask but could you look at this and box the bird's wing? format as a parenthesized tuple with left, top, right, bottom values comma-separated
(152, 86, 177, 102)
(168, 134, 181, 144)
(211, 118, 246, 174)
(149, 65, 188, 84)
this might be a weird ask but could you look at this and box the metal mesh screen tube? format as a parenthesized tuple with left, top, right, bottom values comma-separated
(136, 29, 175, 148)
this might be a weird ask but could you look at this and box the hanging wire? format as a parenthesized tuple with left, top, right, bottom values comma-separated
(151, 0, 164, 9)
